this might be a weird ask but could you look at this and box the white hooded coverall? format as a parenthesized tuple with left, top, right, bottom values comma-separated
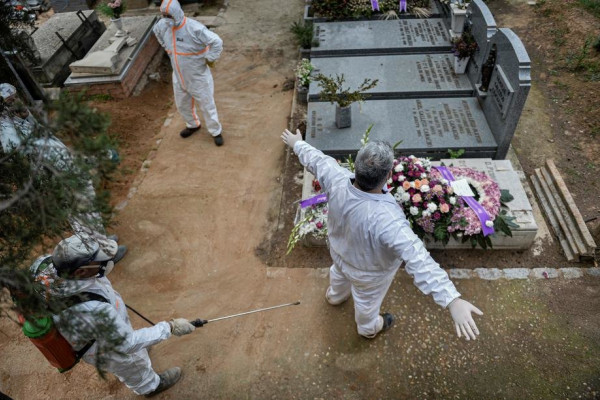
(34, 263, 172, 395)
(294, 141, 461, 337)
(153, 0, 223, 136)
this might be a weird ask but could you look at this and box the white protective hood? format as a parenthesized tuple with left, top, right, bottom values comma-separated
(160, 0, 185, 26)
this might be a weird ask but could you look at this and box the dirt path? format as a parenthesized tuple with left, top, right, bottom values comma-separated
(2, 0, 600, 398)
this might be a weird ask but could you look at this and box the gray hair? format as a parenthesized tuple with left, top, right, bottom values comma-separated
(354, 141, 394, 191)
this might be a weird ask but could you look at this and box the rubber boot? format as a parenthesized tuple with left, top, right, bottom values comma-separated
(112, 245, 128, 264)
(145, 367, 181, 397)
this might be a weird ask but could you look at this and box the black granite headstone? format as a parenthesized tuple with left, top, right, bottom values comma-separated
(479, 28, 531, 159)
(306, 97, 497, 160)
(465, 0, 498, 86)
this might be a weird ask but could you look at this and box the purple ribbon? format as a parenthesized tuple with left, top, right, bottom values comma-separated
(300, 193, 328, 208)
(399, 0, 407, 12)
(435, 166, 495, 237)
(370, 0, 379, 11)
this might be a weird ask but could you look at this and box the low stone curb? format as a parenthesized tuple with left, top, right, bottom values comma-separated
(447, 267, 600, 280)
(268, 267, 600, 280)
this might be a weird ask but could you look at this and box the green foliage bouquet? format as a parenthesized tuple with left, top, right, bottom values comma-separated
(97, 0, 127, 19)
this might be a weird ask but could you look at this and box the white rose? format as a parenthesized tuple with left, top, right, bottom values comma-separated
(397, 187, 405, 194)
(387, 178, 393, 185)
(485, 220, 494, 227)
(427, 203, 437, 212)
(409, 206, 419, 216)
(441, 179, 448, 185)
(398, 175, 405, 182)
(422, 211, 430, 217)
(410, 182, 415, 188)
(420, 185, 430, 193)
(420, 173, 427, 178)
(401, 192, 411, 202)
(394, 164, 403, 172)
(450, 196, 456, 205)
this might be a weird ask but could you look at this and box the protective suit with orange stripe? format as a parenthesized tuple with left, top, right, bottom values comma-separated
(153, 0, 223, 142)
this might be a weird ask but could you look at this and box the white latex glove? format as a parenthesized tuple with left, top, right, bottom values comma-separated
(169, 318, 195, 336)
(281, 128, 302, 149)
(448, 298, 483, 341)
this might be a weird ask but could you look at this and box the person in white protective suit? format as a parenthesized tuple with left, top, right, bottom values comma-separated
(32, 235, 197, 397)
(153, 0, 225, 146)
(0, 83, 126, 258)
(282, 129, 483, 340)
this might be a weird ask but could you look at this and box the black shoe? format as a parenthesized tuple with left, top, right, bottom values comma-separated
(213, 134, 224, 146)
(145, 367, 181, 397)
(112, 245, 128, 264)
(180, 126, 201, 138)
(381, 313, 395, 332)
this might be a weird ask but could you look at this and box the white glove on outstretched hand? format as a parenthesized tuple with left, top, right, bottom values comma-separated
(448, 298, 483, 341)
(169, 318, 195, 336)
(281, 129, 303, 149)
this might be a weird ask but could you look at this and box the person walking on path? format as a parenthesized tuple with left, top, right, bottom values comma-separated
(281, 129, 483, 340)
(153, 0, 225, 146)
(34, 235, 197, 397)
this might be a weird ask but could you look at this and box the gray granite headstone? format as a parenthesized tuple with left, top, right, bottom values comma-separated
(306, 98, 497, 159)
(311, 19, 451, 57)
(479, 28, 531, 159)
(308, 54, 473, 100)
(465, 0, 497, 85)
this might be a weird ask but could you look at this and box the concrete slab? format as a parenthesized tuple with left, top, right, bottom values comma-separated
(306, 97, 497, 160)
(301, 158, 538, 250)
(312, 19, 451, 57)
(309, 54, 474, 101)
(68, 16, 156, 79)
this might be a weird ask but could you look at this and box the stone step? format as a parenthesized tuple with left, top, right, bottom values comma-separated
(308, 54, 474, 101)
(297, 158, 537, 250)
(530, 161, 596, 261)
(306, 98, 498, 161)
(311, 19, 452, 58)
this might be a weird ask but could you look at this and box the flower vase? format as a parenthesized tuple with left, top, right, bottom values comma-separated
(450, 4, 467, 36)
(335, 105, 351, 129)
(297, 85, 308, 105)
(453, 56, 470, 74)
(111, 17, 126, 37)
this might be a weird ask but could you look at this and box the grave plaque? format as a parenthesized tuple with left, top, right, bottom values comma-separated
(465, 0, 497, 86)
(479, 28, 531, 159)
(306, 98, 497, 160)
(311, 19, 451, 57)
(309, 54, 473, 100)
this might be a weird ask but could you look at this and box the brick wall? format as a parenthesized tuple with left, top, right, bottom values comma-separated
(68, 34, 162, 99)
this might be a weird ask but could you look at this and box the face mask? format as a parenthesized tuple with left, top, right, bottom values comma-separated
(162, 14, 173, 19)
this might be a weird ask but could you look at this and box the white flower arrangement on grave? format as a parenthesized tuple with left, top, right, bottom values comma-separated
(295, 59, 314, 89)
(287, 127, 519, 253)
